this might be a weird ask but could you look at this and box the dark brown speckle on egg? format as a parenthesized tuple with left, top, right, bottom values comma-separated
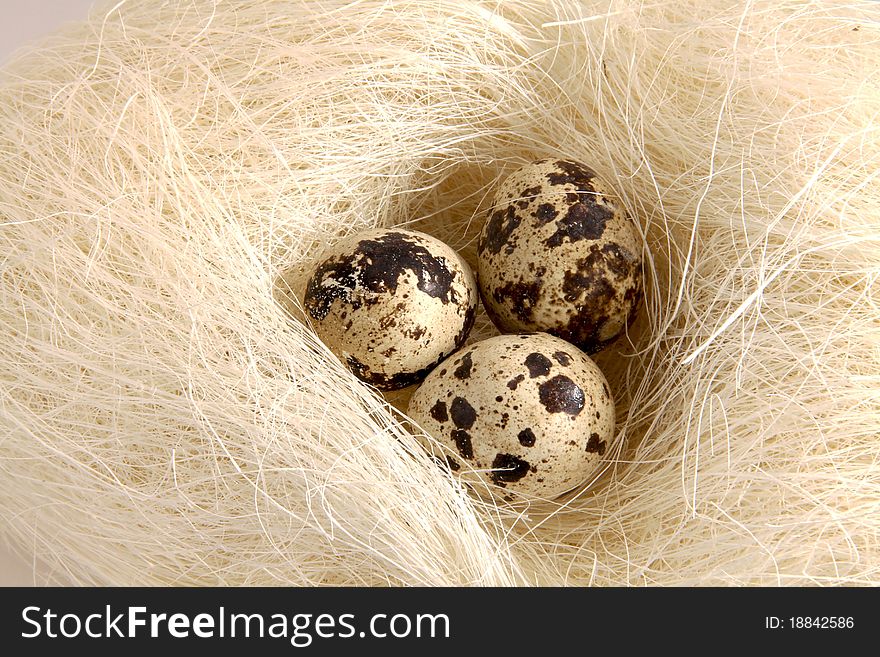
(538, 375, 586, 415)
(517, 428, 537, 447)
(524, 352, 552, 378)
(490, 453, 532, 485)
(429, 400, 448, 423)
(451, 429, 474, 460)
(453, 351, 474, 380)
(586, 432, 607, 455)
(450, 396, 477, 429)
(553, 351, 572, 366)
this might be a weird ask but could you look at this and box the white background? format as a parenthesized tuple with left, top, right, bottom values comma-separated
(1, 0, 97, 586)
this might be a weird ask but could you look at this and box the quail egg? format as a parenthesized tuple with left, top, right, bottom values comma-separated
(304, 228, 477, 390)
(408, 332, 615, 499)
(477, 159, 644, 354)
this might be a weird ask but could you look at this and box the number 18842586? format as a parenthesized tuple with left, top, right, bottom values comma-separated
(789, 617, 854, 629)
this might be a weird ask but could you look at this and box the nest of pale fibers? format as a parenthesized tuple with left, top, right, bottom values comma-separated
(0, 0, 878, 585)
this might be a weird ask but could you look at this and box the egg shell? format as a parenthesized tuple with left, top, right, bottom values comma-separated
(408, 332, 615, 500)
(304, 228, 477, 390)
(477, 159, 644, 354)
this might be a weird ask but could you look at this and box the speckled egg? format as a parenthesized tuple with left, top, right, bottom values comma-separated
(304, 228, 477, 390)
(408, 332, 615, 499)
(477, 159, 644, 354)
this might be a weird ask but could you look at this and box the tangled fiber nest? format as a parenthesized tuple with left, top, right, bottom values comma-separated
(1, 0, 878, 586)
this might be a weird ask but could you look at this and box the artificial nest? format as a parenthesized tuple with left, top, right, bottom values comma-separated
(0, 0, 878, 585)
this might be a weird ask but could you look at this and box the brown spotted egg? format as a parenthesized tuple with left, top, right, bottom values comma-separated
(477, 159, 644, 354)
(408, 333, 615, 500)
(304, 228, 477, 390)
